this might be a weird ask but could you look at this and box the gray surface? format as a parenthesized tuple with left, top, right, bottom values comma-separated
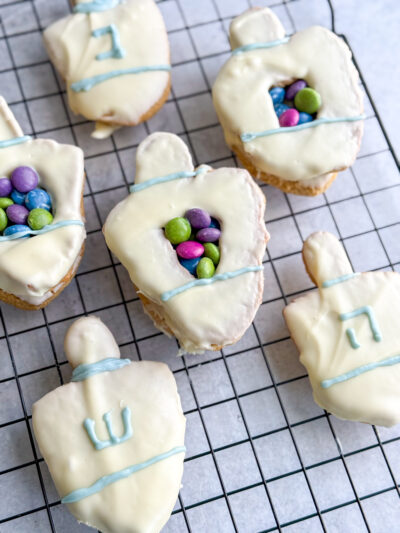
(0, 0, 400, 532)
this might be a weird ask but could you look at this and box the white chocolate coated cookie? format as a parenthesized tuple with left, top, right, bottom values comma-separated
(212, 8, 364, 192)
(284, 232, 400, 427)
(103, 132, 268, 353)
(44, 0, 170, 138)
(32, 316, 186, 533)
(0, 96, 85, 308)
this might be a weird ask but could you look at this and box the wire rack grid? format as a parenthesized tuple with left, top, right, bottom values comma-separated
(0, 0, 399, 532)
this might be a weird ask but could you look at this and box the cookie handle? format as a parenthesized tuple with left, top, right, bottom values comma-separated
(229, 8, 285, 50)
(302, 232, 353, 287)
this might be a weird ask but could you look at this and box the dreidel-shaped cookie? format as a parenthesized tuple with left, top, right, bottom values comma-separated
(284, 232, 400, 427)
(32, 316, 186, 533)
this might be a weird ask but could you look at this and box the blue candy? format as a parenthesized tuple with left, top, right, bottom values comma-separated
(3, 224, 31, 236)
(298, 112, 314, 124)
(209, 217, 220, 229)
(179, 257, 201, 275)
(25, 188, 52, 211)
(274, 103, 290, 118)
(10, 189, 26, 205)
(269, 87, 285, 105)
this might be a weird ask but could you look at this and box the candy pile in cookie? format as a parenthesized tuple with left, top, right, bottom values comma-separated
(164, 208, 220, 278)
(269, 80, 321, 127)
(0, 166, 53, 237)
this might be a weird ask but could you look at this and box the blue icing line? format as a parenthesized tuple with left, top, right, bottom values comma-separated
(321, 354, 400, 389)
(161, 265, 263, 302)
(92, 24, 126, 61)
(339, 305, 382, 345)
(130, 167, 208, 193)
(71, 357, 131, 382)
(0, 135, 32, 149)
(232, 37, 290, 55)
(322, 273, 359, 288)
(84, 406, 133, 451)
(61, 445, 186, 503)
(346, 328, 360, 349)
(73, 0, 120, 13)
(0, 220, 84, 242)
(70, 65, 171, 92)
(241, 115, 366, 143)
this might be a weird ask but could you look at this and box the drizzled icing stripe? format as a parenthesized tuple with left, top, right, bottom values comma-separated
(61, 445, 186, 503)
(71, 357, 131, 382)
(346, 328, 360, 349)
(161, 265, 263, 302)
(339, 305, 382, 343)
(241, 115, 366, 143)
(232, 37, 290, 55)
(321, 354, 400, 389)
(93, 24, 126, 61)
(70, 65, 171, 92)
(0, 220, 84, 243)
(322, 273, 359, 288)
(0, 135, 32, 149)
(84, 406, 133, 450)
(73, 0, 120, 13)
(130, 166, 208, 193)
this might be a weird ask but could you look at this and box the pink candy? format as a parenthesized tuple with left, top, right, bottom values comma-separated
(279, 108, 299, 128)
(176, 241, 204, 260)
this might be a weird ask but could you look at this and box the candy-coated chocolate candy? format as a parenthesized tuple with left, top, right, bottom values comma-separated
(269, 87, 285, 105)
(196, 227, 221, 242)
(165, 217, 191, 245)
(0, 178, 12, 197)
(11, 166, 39, 193)
(28, 208, 54, 230)
(0, 197, 14, 209)
(294, 87, 321, 114)
(298, 112, 314, 124)
(3, 224, 30, 237)
(285, 79, 307, 100)
(179, 257, 201, 275)
(185, 208, 211, 230)
(6, 204, 29, 225)
(274, 103, 289, 118)
(209, 218, 220, 229)
(0, 208, 7, 232)
(279, 108, 299, 127)
(25, 188, 52, 211)
(196, 257, 215, 279)
(203, 242, 220, 266)
(11, 189, 26, 205)
(176, 240, 204, 260)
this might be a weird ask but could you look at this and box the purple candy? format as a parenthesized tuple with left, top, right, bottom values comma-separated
(11, 166, 39, 193)
(6, 204, 29, 225)
(176, 241, 204, 260)
(196, 227, 221, 242)
(279, 108, 299, 128)
(185, 208, 211, 229)
(285, 80, 307, 101)
(0, 177, 12, 197)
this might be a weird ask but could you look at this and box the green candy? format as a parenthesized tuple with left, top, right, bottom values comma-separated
(196, 257, 215, 279)
(203, 242, 220, 266)
(0, 208, 7, 232)
(165, 217, 191, 245)
(294, 87, 321, 114)
(28, 208, 53, 230)
(0, 197, 14, 209)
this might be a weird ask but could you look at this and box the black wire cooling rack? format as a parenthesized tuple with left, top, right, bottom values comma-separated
(0, 0, 400, 532)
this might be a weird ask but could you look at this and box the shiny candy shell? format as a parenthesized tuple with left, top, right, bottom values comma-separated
(0, 208, 7, 232)
(298, 112, 314, 124)
(285, 79, 307, 100)
(11, 166, 39, 193)
(28, 208, 54, 231)
(179, 257, 201, 276)
(185, 208, 211, 229)
(6, 204, 29, 225)
(294, 87, 321, 114)
(165, 217, 191, 245)
(279, 108, 299, 127)
(196, 227, 221, 242)
(3, 224, 30, 237)
(203, 242, 220, 266)
(25, 188, 52, 211)
(269, 87, 285, 105)
(176, 240, 204, 260)
(0, 197, 13, 209)
(196, 257, 215, 279)
(11, 189, 26, 205)
(0, 178, 12, 197)
(274, 103, 289, 118)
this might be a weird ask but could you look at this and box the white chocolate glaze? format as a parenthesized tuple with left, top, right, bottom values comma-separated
(44, 0, 170, 137)
(284, 232, 400, 427)
(0, 97, 85, 306)
(104, 132, 268, 353)
(212, 8, 364, 182)
(32, 316, 185, 533)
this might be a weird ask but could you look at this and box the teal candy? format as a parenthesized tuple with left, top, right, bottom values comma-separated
(274, 103, 289, 118)
(294, 87, 321, 114)
(298, 112, 314, 124)
(0, 197, 13, 209)
(0, 208, 7, 232)
(3, 224, 30, 236)
(269, 87, 285, 105)
(10, 189, 26, 205)
(179, 257, 201, 275)
(203, 243, 220, 266)
(196, 257, 215, 279)
(25, 189, 51, 211)
(165, 217, 191, 245)
(28, 208, 53, 230)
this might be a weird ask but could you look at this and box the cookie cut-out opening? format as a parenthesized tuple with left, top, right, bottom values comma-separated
(163, 209, 221, 279)
(269, 79, 321, 127)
